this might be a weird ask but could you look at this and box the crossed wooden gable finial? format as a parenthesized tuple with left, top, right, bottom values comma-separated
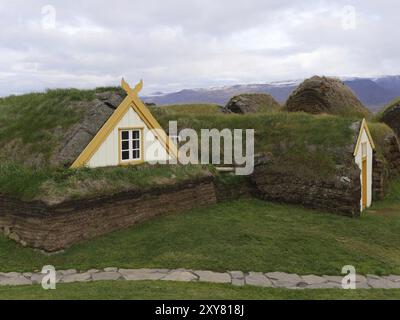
(121, 78, 143, 96)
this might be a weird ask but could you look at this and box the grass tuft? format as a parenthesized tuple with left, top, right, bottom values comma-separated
(0, 162, 211, 203)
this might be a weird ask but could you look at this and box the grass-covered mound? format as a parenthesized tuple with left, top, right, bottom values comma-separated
(285, 76, 370, 118)
(368, 120, 397, 146)
(153, 109, 371, 179)
(376, 97, 400, 138)
(224, 93, 281, 114)
(376, 97, 400, 120)
(0, 87, 124, 167)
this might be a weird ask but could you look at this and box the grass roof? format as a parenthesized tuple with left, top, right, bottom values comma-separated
(0, 162, 211, 204)
(0, 87, 124, 167)
(0, 90, 395, 202)
(153, 107, 359, 176)
(225, 93, 281, 114)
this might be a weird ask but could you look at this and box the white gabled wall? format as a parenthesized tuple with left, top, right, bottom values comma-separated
(354, 127, 373, 211)
(86, 106, 169, 167)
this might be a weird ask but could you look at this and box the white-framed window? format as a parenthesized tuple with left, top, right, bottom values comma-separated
(120, 129, 141, 161)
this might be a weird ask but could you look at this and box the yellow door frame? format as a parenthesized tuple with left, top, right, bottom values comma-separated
(362, 156, 367, 210)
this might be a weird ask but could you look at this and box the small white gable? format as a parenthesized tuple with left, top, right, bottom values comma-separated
(71, 79, 177, 169)
(353, 119, 375, 212)
(87, 106, 170, 167)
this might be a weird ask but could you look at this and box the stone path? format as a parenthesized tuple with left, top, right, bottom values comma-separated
(1, 268, 400, 289)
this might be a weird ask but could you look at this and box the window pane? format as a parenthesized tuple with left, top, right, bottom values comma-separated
(132, 130, 140, 139)
(132, 140, 140, 149)
(122, 151, 130, 160)
(122, 141, 129, 150)
(132, 150, 140, 159)
(121, 131, 129, 140)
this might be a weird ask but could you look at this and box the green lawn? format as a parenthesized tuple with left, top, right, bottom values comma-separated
(370, 179, 400, 210)
(1, 198, 400, 275)
(1, 281, 400, 300)
(1, 182, 400, 300)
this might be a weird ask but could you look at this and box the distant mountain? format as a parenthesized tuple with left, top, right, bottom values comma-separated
(142, 76, 400, 112)
(343, 78, 398, 110)
(374, 75, 400, 92)
(142, 83, 298, 107)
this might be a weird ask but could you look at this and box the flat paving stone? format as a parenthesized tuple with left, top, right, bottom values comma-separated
(301, 275, 327, 285)
(266, 272, 303, 288)
(384, 275, 400, 282)
(62, 272, 92, 283)
(230, 271, 245, 286)
(151, 269, 170, 273)
(31, 272, 62, 284)
(91, 271, 121, 281)
(0, 267, 399, 289)
(367, 277, 400, 289)
(307, 281, 342, 289)
(162, 270, 197, 282)
(245, 272, 273, 287)
(195, 271, 231, 284)
(119, 268, 169, 281)
(322, 275, 343, 283)
(231, 278, 245, 286)
(355, 282, 371, 289)
(266, 272, 302, 283)
(104, 267, 118, 272)
(58, 269, 77, 276)
(0, 276, 32, 286)
(87, 269, 100, 273)
(356, 275, 367, 283)
(0, 272, 21, 278)
(30, 273, 45, 284)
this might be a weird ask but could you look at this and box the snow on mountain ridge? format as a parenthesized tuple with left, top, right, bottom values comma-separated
(142, 75, 400, 111)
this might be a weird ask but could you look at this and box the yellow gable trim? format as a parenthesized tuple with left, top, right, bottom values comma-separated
(70, 96, 132, 168)
(123, 80, 178, 160)
(70, 79, 177, 168)
(353, 118, 376, 157)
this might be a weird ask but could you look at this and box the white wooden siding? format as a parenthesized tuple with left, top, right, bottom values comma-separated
(86, 106, 169, 167)
(354, 127, 373, 211)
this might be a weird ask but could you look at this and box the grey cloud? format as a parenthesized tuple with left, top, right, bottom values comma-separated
(0, 0, 399, 96)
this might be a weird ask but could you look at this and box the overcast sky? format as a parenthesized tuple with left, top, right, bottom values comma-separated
(0, 0, 399, 96)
